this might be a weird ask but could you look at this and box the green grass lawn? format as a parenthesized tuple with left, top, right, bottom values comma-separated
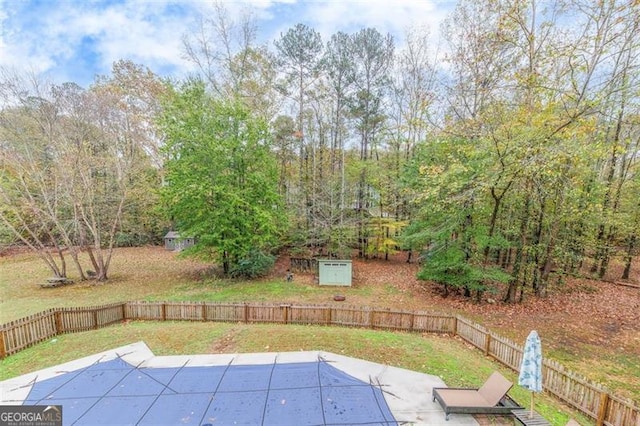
(0, 321, 589, 426)
(0, 247, 382, 322)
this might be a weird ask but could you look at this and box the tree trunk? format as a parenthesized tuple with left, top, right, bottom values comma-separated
(622, 235, 635, 280)
(461, 201, 474, 298)
(592, 107, 624, 273)
(622, 197, 639, 280)
(539, 237, 556, 297)
(223, 250, 230, 275)
(592, 222, 608, 274)
(484, 189, 502, 262)
(68, 248, 86, 281)
(530, 199, 545, 294)
(599, 225, 616, 279)
(504, 195, 531, 303)
(501, 247, 512, 269)
(357, 166, 368, 258)
(86, 245, 99, 275)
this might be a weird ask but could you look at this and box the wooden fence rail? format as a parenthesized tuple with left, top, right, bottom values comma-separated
(0, 301, 637, 426)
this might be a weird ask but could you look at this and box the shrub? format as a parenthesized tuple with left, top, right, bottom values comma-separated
(230, 250, 276, 279)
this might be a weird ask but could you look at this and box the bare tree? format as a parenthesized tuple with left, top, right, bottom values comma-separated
(182, 2, 257, 96)
(0, 71, 85, 279)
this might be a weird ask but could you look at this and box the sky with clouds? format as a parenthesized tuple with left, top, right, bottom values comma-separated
(0, 0, 455, 88)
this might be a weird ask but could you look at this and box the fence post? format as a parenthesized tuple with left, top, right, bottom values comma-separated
(281, 305, 289, 324)
(596, 392, 610, 426)
(54, 311, 63, 334)
(161, 303, 166, 321)
(453, 316, 458, 336)
(0, 330, 6, 359)
(121, 303, 127, 321)
(409, 313, 415, 332)
(202, 303, 207, 321)
(484, 333, 491, 356)
(93, 310, 99, 330)
(243, 304, 249, 323)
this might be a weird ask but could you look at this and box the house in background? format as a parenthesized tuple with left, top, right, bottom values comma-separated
(163, 231, 196, 251)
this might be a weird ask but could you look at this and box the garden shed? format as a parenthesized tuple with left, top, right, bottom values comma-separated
(163, 231, 195, 251)
(318, 259, 352, 286)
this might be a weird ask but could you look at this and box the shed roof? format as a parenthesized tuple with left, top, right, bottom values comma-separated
(164, 231, 180, 239)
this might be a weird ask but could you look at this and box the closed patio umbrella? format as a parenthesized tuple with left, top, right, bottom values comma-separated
(518, 330, 543, 419)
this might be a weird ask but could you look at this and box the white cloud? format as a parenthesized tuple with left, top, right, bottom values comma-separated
(0, 0, 452, 86)
(312, 0, 439, 35)
(260, 0, 449, 52)
(0, 0, 199, 84)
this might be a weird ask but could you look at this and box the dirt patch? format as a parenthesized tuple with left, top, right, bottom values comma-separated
(209, 328, 241, 353)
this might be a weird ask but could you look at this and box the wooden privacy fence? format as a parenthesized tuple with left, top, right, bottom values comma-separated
(0, 302, 637, 426)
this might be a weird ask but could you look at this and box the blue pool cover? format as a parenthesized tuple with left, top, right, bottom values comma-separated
(23, 356, 398, 425)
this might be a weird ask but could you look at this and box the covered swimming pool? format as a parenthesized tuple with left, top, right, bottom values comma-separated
(0, 342, 478, 425)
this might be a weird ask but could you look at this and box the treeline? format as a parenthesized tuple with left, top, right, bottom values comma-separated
(0, 0, 638, 301)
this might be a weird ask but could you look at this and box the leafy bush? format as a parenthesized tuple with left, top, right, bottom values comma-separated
(230, 250, 276, 279)
(417, 244, 510, 296)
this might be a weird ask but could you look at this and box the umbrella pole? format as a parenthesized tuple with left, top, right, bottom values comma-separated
(530, 392, 534, 418)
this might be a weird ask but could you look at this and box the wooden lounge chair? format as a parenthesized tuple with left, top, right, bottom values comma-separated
(432, 372, 521, 420)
